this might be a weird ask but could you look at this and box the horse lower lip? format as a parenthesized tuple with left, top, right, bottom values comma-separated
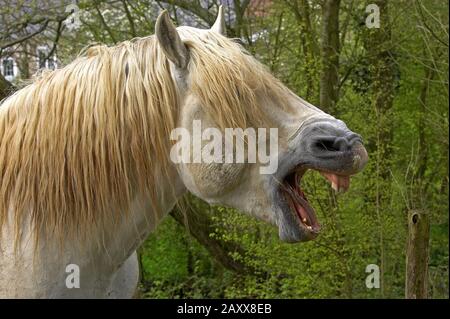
(282, 171, 320, 232)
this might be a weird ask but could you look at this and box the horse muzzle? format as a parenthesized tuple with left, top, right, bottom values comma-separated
(274, 118, 369, 243)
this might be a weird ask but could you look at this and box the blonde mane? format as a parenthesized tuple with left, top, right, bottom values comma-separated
(0, 30, 290, 246)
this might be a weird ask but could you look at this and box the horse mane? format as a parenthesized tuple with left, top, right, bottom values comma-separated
(0, 30, 290, 246)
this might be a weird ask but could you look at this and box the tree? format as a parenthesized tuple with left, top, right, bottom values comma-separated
(320, 0, 340, 113)
(170, 197, 260, 275)
(362, 0, 397, 297)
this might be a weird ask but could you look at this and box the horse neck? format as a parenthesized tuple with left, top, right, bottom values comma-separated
(98, 164, 186, 264)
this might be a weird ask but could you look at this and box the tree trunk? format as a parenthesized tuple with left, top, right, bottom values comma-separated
(364, 0, 396, 178)
(0, 73, 14, 101)
(404, 49, 435, 300)
(405, 210, 430, 299)
(290, 0, 320, 102)
(363, 0, 397, 297)
(320, 0, 340, 113)
(170, 198, 257, 275)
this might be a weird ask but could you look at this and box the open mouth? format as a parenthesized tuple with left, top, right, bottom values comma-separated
(281, 167, 351, 237)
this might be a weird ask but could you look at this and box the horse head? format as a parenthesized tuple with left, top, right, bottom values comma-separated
(156, 7, 368, 243)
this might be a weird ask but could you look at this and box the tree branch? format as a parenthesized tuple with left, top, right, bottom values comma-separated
(121, 0, 137, 38)
(94, 3, 117, 43)
(1, 19, 50, 51)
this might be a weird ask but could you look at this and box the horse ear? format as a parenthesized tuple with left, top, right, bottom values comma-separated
(211, 5, 226, 36)
(155, 10, 189, 69)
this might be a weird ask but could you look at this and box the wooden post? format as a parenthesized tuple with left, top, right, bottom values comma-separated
(405, 210, 430, 298)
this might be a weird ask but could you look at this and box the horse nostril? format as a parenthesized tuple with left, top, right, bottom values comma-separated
(314, 136, 351, 152)
(314, 138, 341, 152)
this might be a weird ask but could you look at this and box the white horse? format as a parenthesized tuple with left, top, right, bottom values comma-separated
(0, 7, 368, 298)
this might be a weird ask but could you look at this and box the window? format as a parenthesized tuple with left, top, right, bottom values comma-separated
(47, 56, 56, 70)
(2, 58, 14, 77)
(37, 47, 57, 70)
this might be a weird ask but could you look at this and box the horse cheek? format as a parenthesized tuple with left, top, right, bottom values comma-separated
(186, 162, 246, 198)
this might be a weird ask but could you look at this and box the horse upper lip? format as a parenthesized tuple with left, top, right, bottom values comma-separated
(350, 142, 369, 173)
(304, 141, 368, 176)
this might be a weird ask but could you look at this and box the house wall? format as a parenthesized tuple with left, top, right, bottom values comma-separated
(0, 43, 57, 82)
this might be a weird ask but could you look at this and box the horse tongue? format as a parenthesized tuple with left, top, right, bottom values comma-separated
(320, 172, 350, 193)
